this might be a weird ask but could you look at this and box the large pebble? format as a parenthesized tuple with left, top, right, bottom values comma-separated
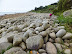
(35, 27, 44, 32)
(64, 49, 71, 54)
(39, 31, 47, 37)
(4, 47, 25, 54)
(19, 42, 26, 50)
(62, 32, 72, 39)
(49, 32, 56, 39)
(54, 43, 62, 52)
(46, 42, 57, 54)
(56, 29, 66, 37)
(0, 42, 12, 53)
(55, 38, 63, 43)
(26, 35, 44, 49)
(13, 35, 22, 46)
(38, 49, 46, 53)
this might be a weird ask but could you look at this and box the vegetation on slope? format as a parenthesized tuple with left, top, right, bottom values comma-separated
(31, 4, 57, 13)
(55, 14, 72, 33)
(31, 0, 72, 33)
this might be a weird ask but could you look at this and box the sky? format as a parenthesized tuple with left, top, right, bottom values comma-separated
(0, 0, 59, 12)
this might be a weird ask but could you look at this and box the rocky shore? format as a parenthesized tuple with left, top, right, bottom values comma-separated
(0, 12, 72, 54)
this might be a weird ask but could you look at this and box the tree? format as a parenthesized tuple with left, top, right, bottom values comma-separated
(35, 7, 38, 11)
(39, 6, 43, 10)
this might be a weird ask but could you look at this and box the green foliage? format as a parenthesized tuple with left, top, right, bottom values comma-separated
(1, 50, 5, 54)
(7, 45, 13, 50)
(31, 5, 57, 13)
(0, 45, 13, 54)
(58, 0, 72, 11)
(57, 49, 66, 54)
(55, 15, 72, 33)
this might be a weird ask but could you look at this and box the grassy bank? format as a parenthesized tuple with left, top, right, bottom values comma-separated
(55, 14, 72, 33)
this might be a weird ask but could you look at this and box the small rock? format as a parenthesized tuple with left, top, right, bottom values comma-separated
(42, 22, 50, 30)
(49, 32, 56, 39)
(35, 22, 43, 27)
(15, 51, 27, 54)
(4, 47, 23, 54)
(70, 43, 72, 47)
(44, 35, 48, 43)
(0, 42, 12, 53)
(32, 50, 38, 54)
(41, 53, 47, 54)
(53, 28, 59, 32)
(64, 49, 71, 54)
(55, 38, 63, 43)
(61, 45, 68, 49)
(42, 44, 46, 50)
(62, 32, 72, 39)
(57, 26, 65, 29)
(49, 38, 54, 43)
(0, 37, 8, 43)
(35, 26, 44, 32)
(39, 31, 47, 37)
(13, 35, 22, 46)
(64, 43, 69, 47)
(29, 23, 36, 28)
(20, 42, 26, 50)
(35, 31, 39, 34)
(54, 43, 62, 52)
(22, 28, 28, 32)
(22, 32, 29, 42)
(38, 49, 46, 53)
(6, 26, 13, 33)
(46, 28, 51, 34)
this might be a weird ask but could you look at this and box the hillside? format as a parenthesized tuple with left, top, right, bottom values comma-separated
(31, 5, 57, 13)
(0, 0, 72, 54)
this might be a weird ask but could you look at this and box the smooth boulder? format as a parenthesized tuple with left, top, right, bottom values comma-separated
(4, 47, 24, 54)
(26, 35, 44, 49)
(56, 29, 66, 37)
(46, 42, 57, 54)
(0, 42, 12, 53)
(62, 32, 72, 39)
